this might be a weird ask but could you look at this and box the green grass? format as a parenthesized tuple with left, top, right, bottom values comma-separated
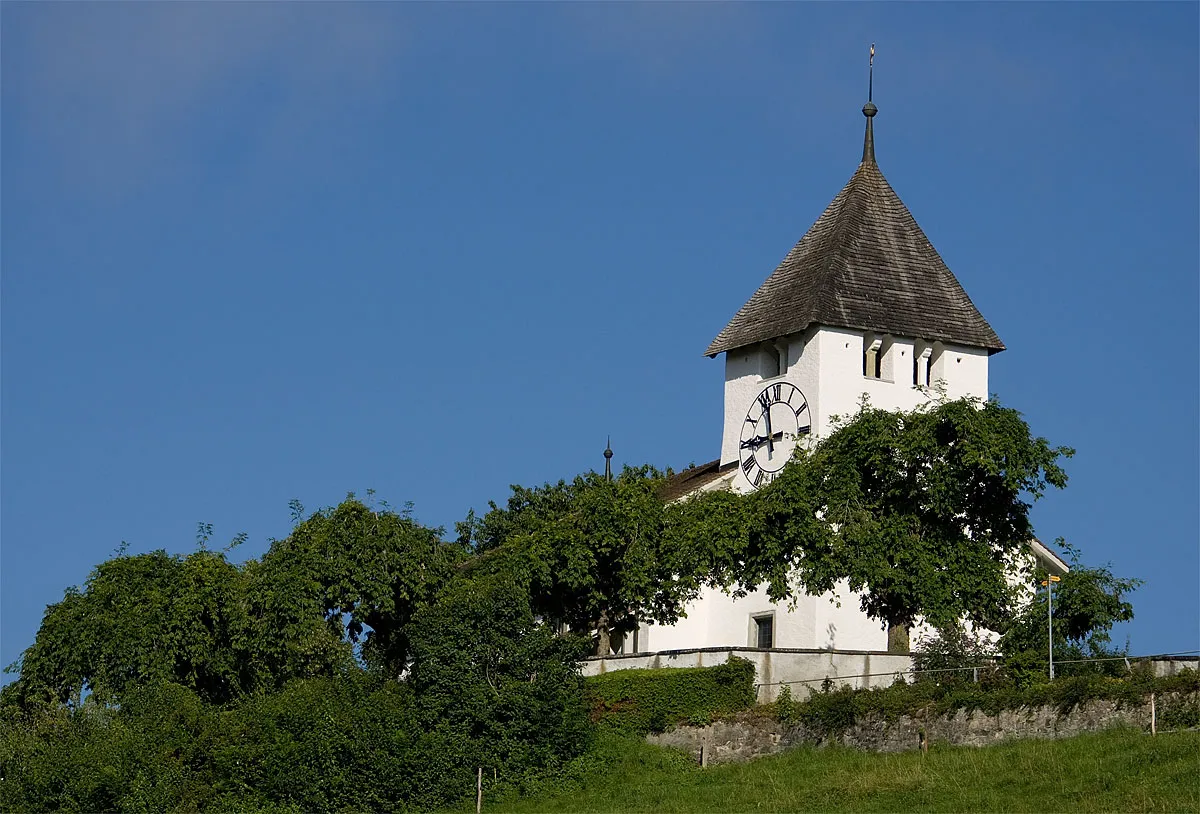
(480, 728, 1200, 813)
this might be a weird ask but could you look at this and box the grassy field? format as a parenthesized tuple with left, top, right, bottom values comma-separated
(482, 728, 1199, 813)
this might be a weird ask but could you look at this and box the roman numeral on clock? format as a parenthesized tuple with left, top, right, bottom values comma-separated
(741, 456, 757, 475)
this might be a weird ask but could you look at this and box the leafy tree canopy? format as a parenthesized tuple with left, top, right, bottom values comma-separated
(5, 548, 256, 708)
(4, 497, 460, 708)
(1000, 540, 1142, 670)
(738, 397, 1074, 650)
(471, 465, 714, 655)
(252, 496, 462, 679)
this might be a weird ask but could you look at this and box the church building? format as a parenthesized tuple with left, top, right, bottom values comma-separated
(623, 67, 1067, 657)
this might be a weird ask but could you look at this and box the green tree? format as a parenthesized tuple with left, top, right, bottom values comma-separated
(4, 549, 256, 708)
(4, 497, 459, 709)
(474, 466, 710, 655)
(999, 541, 1142, 683)
(250, 497, 461, 680)
(742, 398, 1073, 653)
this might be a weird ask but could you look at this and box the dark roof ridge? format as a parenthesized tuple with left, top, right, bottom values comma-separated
(780, 171, 862, 339)
(813, 162, 875, 318)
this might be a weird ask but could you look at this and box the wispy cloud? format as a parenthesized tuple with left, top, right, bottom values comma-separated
(5, 3, 408, 200)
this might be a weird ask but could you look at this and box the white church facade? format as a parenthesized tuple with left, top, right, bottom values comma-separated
(609, 79, 1067, 663)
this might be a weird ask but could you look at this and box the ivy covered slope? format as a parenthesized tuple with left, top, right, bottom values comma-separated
(774, 669, 1200, 739)
(586, 658, 757, 735)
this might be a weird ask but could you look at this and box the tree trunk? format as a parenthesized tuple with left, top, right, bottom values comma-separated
(595, 609, 610, 656)
(887, 621, 910, 654)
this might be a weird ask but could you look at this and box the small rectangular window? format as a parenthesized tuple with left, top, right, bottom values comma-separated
(754, 615, 774, 649)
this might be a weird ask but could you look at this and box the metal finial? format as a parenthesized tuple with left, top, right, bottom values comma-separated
(603, 436, 613, 481)
(861, 43, 877, 164)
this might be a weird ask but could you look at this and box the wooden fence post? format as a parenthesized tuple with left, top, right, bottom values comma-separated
(1150, 693, 1156, 736)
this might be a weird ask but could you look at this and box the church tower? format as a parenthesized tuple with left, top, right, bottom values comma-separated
(647, 54, 1009, 654)
(706, 60, 1003, 494)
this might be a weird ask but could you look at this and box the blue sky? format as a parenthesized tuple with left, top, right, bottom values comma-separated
(3, 2, 1197, 677)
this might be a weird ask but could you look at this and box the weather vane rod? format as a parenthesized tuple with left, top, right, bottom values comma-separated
(868, 42, 875, 102)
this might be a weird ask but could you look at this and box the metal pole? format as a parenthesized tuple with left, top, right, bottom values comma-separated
(1048, 579, 1054, 681)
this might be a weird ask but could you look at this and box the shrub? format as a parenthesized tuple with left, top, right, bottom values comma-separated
(405, 573, 594, 801)
(1159, 695, 1200, 730)
(775, 685, 801, 726)
(765, 668, 1200, 739)
(911, 625, 996, 688)
(585, 657, 756, 735)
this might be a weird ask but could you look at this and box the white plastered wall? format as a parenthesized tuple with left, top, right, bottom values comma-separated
(655, 324, 993, 655)
(811, 328, 989, 438)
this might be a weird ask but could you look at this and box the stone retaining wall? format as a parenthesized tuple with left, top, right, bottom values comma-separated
(648, 693, 1196, 764)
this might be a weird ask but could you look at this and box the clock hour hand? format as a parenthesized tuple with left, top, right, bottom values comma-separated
(740, 431, 784, 451)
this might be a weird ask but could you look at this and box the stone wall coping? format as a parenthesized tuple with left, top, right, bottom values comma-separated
(583, 646, 907, 662)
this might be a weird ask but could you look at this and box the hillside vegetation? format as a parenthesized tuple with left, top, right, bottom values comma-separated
(483, 728, 1200, 814)
(2, 400, 1154, 812)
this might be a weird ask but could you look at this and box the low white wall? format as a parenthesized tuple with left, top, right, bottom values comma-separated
(582, 647, 915, 703)
(582, 651, 1198, 705)
(1148, 658, 1199, 677)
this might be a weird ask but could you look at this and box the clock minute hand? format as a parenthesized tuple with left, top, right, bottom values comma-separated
(740, 430, 785, 450)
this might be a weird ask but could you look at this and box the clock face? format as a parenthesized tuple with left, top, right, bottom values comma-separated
(739, 382, 811, 488)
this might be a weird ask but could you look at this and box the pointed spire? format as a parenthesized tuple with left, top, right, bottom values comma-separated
(603, 436, 613, 481)
(861, 43, 877, 165)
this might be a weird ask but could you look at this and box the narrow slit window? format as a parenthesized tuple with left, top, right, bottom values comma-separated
(915, 347, 933, 388)
(863, 338, 882, 379)
(763, 345, 781, 378)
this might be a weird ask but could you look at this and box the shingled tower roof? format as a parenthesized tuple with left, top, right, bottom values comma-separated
(705, 93, 1004, 357)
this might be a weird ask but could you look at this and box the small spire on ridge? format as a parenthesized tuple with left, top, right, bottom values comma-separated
(862, 43, 877, 165)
